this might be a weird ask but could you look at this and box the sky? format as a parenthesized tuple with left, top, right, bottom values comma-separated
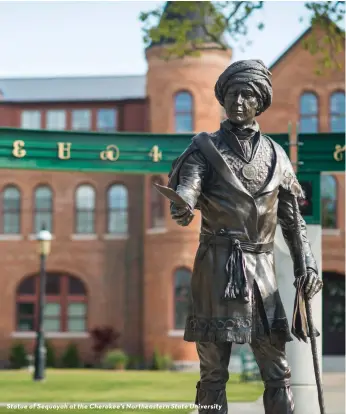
(0, 1, 335, 78)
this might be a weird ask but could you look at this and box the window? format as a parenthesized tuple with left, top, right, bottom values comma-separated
(330, 92, 345, 133)
(34, 185, 53, 233)
(16, 274, 87, 332)
(321, 175, 337, 229)
(174, 268, 191, 329)
(175, 91, 193, 132)
(97, 109, 117, 132)
(2, 186, 21, 234)
(299, 93, 318, 133)
(21, 110, 41, 129)
(107, 184, 128, 234)
(75, 185, 95, 234)
(46, 110, 66, 130)
(150, 176, 165, 228)
(72, 110, 91, 131)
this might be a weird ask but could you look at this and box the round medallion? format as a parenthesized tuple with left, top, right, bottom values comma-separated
(242, 164, 257, 180)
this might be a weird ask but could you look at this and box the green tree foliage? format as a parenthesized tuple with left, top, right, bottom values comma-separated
(302, 2, 345, 73)
(140, 1, 345, 72)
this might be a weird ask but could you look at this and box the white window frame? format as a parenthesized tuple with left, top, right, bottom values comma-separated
(72, 109, 91, 131)
(46, 110, 66, 130)
(97, 108, 118, 132)
(21, 110, 41, 129)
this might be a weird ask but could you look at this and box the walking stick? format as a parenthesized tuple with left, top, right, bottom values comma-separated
(292, 195, 326, 414)
(305, 298, 326, 414)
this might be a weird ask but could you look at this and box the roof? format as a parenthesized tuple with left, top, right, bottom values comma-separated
(269, 18, 345, 71)
(269, 26, 312, 71)
(0, 74, 146, 103)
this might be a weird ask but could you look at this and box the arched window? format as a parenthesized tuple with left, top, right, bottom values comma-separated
(321, 175, 337, 229)
(75, 185, 95, 234)
(330, 92, 345, 132)
(34, 185, 53, 233)
(150, 176, 165, 229)
(16, 273, 87, 332)
(174, 267, 191, 329)
(299, 92, 319, 133)
(2, 186, 21, 234)
(175, 91, 193, 133)
(107, 184, 128, 234)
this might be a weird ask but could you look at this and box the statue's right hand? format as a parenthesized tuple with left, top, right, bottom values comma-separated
(170, 202, 194, 227)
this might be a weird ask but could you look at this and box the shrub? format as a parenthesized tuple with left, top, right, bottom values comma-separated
(159, 354, 173, 370)
(127, 355, 145, 370)
(60, 343, 81, 368)
(9, 342, 27, 369)
(102, 349, 128, 370)
(150, 348, 173, 371)
(90, 326, 121, 364)
(45, 340, 56, 368)
(151, 348, 161, 370)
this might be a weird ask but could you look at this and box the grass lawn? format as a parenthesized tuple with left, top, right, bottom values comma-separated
(0, 369, 263, 413)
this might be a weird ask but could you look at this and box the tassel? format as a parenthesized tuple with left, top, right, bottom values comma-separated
(224, 240, 249, 302)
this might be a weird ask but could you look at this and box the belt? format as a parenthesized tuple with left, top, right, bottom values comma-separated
(199, 234, 274, 254)
(199, 234, 274, 303)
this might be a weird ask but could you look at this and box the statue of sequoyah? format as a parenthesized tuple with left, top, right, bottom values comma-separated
(157, 60, 323, 414)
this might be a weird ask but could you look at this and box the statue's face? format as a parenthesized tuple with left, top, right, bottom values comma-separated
(224, 82, 259, 126)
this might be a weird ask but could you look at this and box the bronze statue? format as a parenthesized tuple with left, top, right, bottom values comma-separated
(156, 59, 323, 414)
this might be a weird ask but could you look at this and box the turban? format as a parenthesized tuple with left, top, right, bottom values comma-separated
(215, 59, 273, 116)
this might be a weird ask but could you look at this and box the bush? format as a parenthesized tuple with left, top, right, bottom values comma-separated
(127, 355, 145, 370)
(102, 349, 128, 370)
(150, 348, 173, 371)
(9, 343, 27, 369)
(90, 326, 121, 364)
(60, 343, 81, 368)
(45, 340, 56, 368)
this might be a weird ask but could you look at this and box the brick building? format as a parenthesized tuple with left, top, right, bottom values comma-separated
(0, 22, 344, 365)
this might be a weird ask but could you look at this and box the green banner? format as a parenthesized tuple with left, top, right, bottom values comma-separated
(0, 127, 289, 174)
(297, 132, 345, 173)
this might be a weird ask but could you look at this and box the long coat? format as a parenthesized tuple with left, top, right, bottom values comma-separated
(168, 129, 317, 345)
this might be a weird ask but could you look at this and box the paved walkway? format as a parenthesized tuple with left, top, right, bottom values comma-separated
(191, 373, 345, 414)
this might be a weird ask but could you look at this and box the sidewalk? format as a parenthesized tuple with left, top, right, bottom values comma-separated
(191, 372, 345, 414)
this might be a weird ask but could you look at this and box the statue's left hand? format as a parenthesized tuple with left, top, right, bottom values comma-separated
(304, 270, 323, 300)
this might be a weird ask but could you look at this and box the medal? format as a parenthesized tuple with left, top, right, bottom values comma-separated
(242, 164, 257, 180)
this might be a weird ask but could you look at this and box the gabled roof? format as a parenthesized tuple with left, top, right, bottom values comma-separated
(269, 26, 312, 71)
(0, 74, 146, 103)
(269, 18, 345, 71)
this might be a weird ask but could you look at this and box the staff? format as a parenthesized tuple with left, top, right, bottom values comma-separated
(292, 195, 325, 414)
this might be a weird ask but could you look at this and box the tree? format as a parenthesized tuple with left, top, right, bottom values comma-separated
(140, 1, 345, 72)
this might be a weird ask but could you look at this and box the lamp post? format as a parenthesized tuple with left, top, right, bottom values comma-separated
(33, 225, 52, 381)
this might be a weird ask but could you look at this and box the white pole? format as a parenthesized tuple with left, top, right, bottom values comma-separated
(274, 224, 323, 414)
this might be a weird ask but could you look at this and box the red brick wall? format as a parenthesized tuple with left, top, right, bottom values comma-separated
(0, 168, 145, 364)
(0, 98, 150, 363)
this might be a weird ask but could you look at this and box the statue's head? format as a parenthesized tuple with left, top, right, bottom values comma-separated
(215, 59, 273, 126)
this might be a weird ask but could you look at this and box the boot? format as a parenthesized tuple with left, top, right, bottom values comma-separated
(195, 381, 228, 414)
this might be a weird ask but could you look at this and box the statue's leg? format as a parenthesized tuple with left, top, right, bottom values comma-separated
(250, 336, 294, 414)
(195, 341, 232, 414)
